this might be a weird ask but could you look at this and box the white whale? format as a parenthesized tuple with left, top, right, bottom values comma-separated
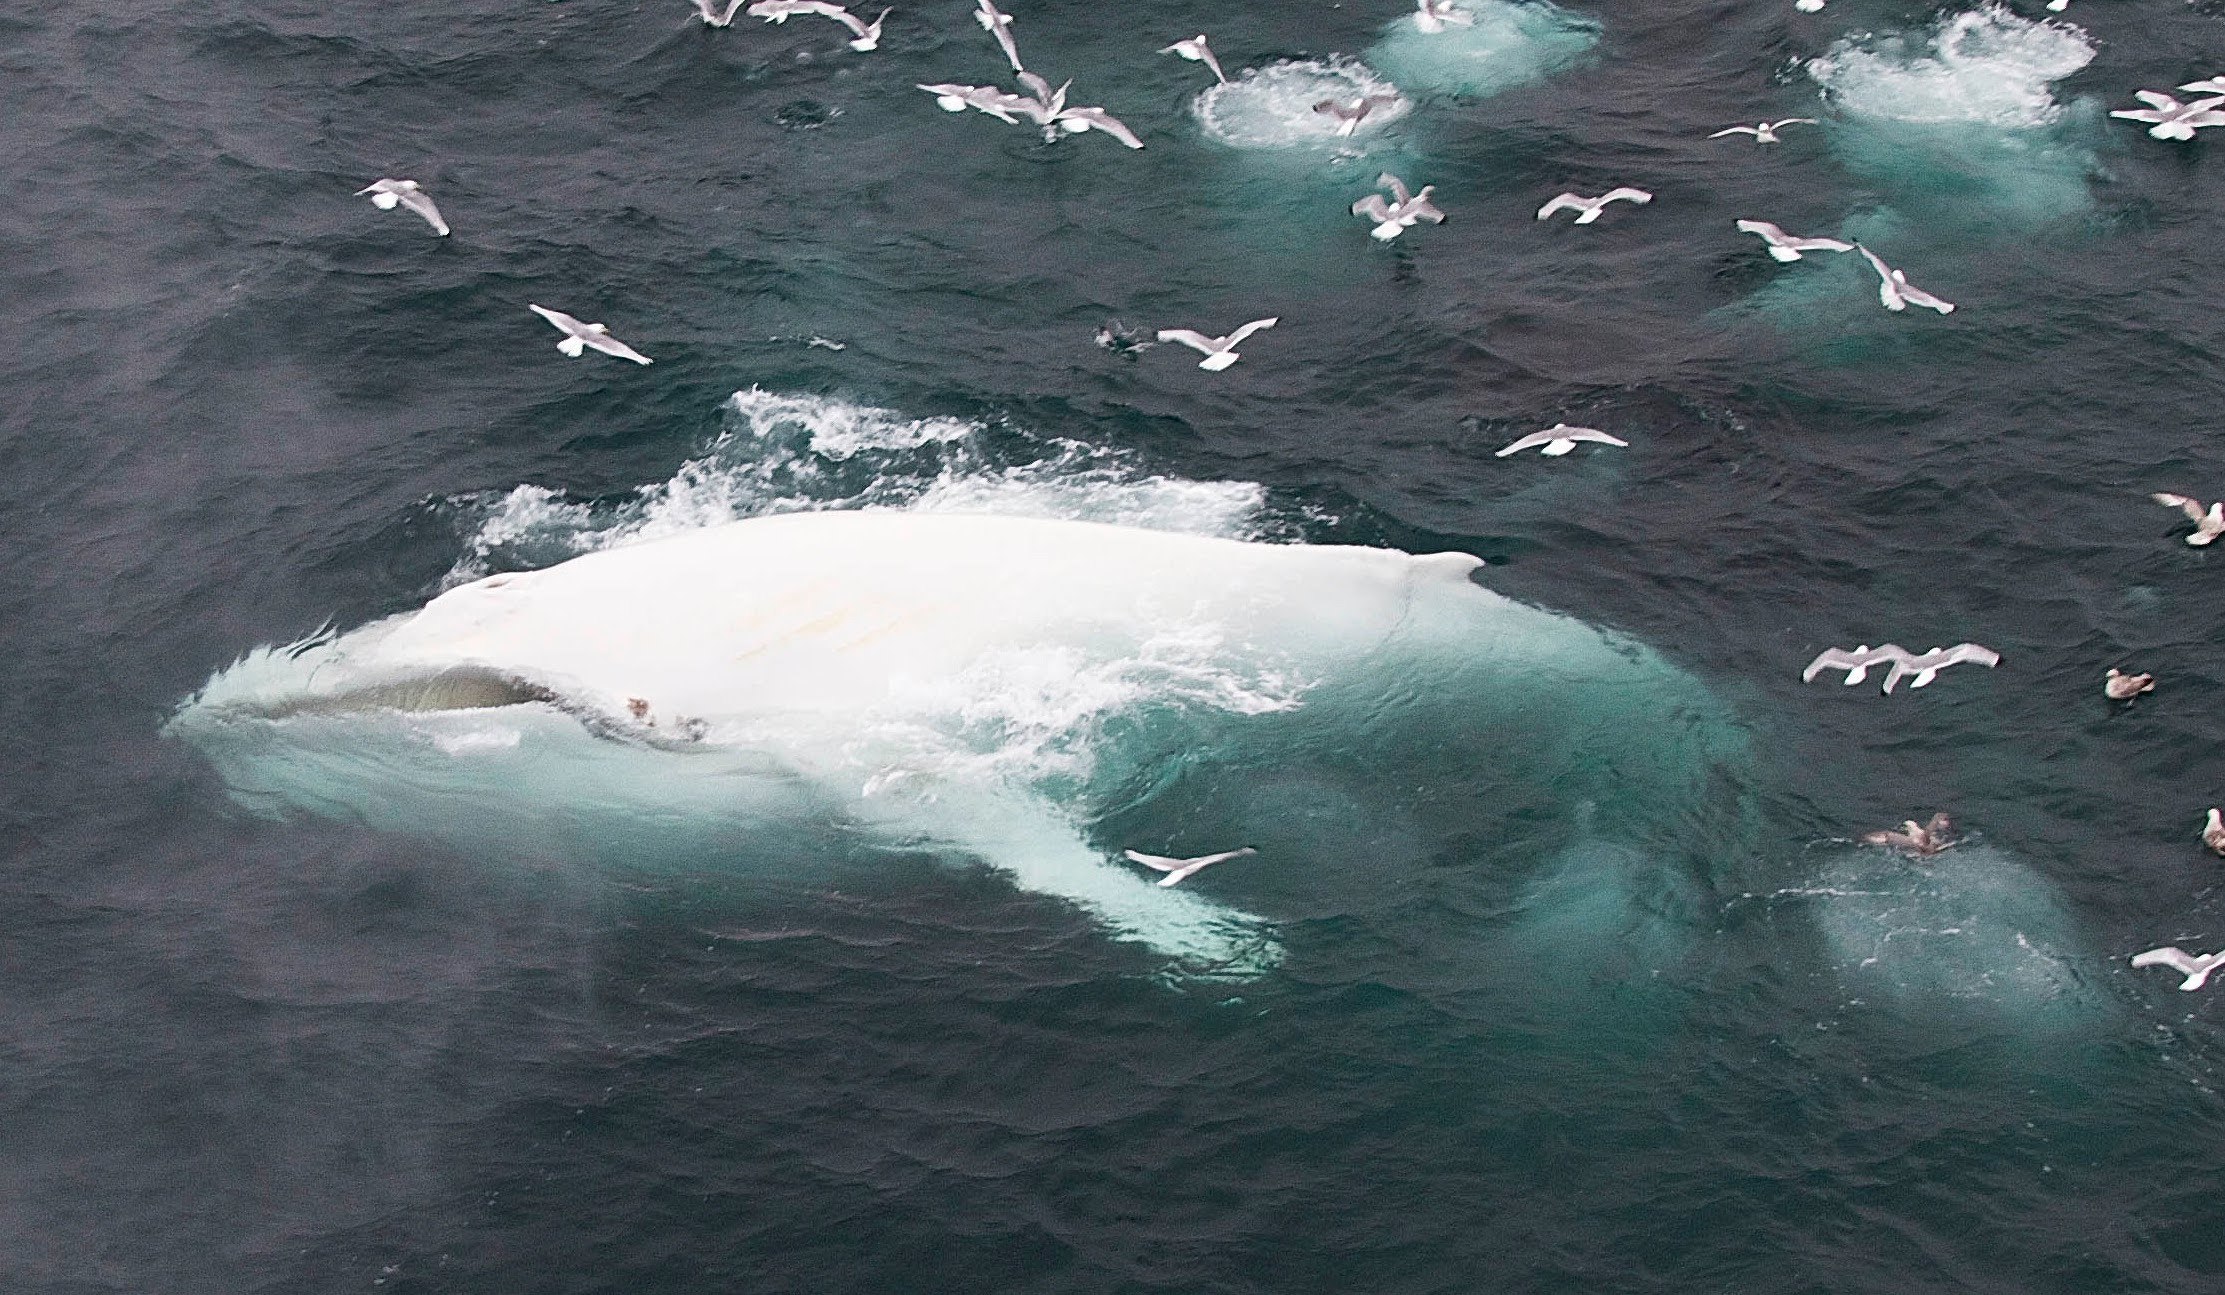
(170, 510, 1731, 976)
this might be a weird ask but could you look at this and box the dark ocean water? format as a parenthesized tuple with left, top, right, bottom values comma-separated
(12, 0, 2225, 1290)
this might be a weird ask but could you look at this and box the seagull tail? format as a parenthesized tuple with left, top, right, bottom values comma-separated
(558, 337, 587, 358)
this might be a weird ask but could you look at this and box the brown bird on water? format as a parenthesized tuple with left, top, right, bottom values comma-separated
(1863, 812, 1957, 858)
(2105, 668, 2155, 702)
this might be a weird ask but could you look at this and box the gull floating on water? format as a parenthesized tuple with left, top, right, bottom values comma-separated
(1495, 424, 1627, 458)
(1709, 118, 1819, 145)
(1352, 173, 1445, 241)
(1123, 847, 1256, 888)
(1734, 219, 1854, 262)
(691, 0, 747, 26)
(1802, 643, 1999, 693)
(1160, 34, 1226, 84)
(1155, 318, 1277, 371)
(2104, 668, 2155, 702)
(2133, 946, 2225, 991)
(976, 0, 1023, 72)
(1537, 188, 1652, 224)
(1855, 245, 1955, 314)
(527, 305, 654, 365)
(2152, 492, 2225, 545)
(1414, 0, 1476, 33)
(356, 179, 449, 236)
(2204, 807, 2225, 856)
(2110, 90, 2225, 141)
(1863, 812, 1957, 858)
(1314, 95, 1401, 137)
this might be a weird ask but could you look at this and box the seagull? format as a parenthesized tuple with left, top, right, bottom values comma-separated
(1855, 245, 1955, 314)
(1123, 846, 1256, 888)
(1734, 219, 1855, 262)
(2110, 90, 2225, 140)
(1536, 187, 1652, 224)
(1414, 0, 1475, 33)
(2152, 493, 2225, 546)
(825, 5, 890, 50)
(1495, 424, 1628, 457)
(1794, 0, 1825, 10)
(1155, 318, 1277, 371)
(746, 0, 885, 45)
(1863, 812, 1957, 858)
(1054, 104, 1144, 149)
(1878, 643, 2000, 693)
(1161, 34, 1226, 84)
(976, 0, 1023, 72)
(356, 179, 449, 236)
(2132, 946, 2225, 991)
(999, 72, 1142, 147)
(1352, 172, 1445, 241)
(527, 305, 654, 365)
(918, 82, 1021, 121)
(1709, 118, 1819, 144)
(2105, 668, 2156, 702)
(2205, 807, 2225, 856)
(1801, 644, 1905, 687)
(691, 0, 747, 25)
(2180, 77, 2225, 97)
(1313, 95, 1401, 137)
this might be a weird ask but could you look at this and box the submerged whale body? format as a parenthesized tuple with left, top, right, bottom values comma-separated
(171, 510, 1737, 976)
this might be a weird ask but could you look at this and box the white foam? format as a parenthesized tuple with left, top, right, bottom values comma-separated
(1368, 0, 1598, 99)
(1194, 57, 1410, 149)
(1807, 6, 2093, 128)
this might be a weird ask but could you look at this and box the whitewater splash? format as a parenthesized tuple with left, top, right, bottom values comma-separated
(1194, 57, 1410, 149)
(170, 393, 1741, 978)
(1367, 0, 1598, 99)
(1807, 5, 2100, 224)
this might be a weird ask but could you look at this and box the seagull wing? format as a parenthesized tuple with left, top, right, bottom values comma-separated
(1378, 172, 1413, 204)
(395, 187, 449, 235)
(1224, 317, 1278, 346)
(1560, 427, 1628, 447)
(2182, 77, 2225, 96)
(1801, 648, 1866, 682)
(1937, 643, 2000, 669)
(1735, 218, 1789, 243)
(528, 304, 583, 335)
(1058, 106, 1143, 149)
(1405, 192, 1446, 224)
(1352, 194, 1394, 222)
(1896, 282, 1955, 314)
(2153, 492, 2210, 521)
(1709, 125, 1762, 139)
(1199, 45, 1226, 82)
(1122, 849, 1183, 872)
(584, 332, 655, 365)
(1495, 430, 1557, 457)
(1795, 235, 1856, 253)
(2133, 89, 2181, 110)
(977, 0, 1023, 71)
(2110, 107, 2169, 124)
(1536, 193, 1584, 220)
(1154, 329, 1219, 355)
(1601, 187, 1652, 206)
(1769, 117, 1819, 130)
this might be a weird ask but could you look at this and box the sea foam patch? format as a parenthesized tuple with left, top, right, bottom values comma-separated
(1367, 0, 1599, 99)
(1807, 6, 2100, 225)
(1194, 57, 1410, 149)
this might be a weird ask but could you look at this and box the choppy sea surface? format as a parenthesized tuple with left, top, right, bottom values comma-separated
(10, 0, 2225, 1290)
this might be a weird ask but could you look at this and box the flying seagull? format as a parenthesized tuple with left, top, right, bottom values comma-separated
(1000, 72, 1143, 148)
(1734, 219, 1854, 262)
(1155, 318, 1277, 371)
(1123, 846, 1257, 888)
(1863, 812, 1956, 858)
(745, 0, 887, 47)
(1879, 643, 1999, 693)
(825, 4, 891, 50)
(1313, 95, 1401, 137)
(1537, 187, 1652, 224)
(2132, 946, 2225, 991)
(1352, 172, 1445, 240)
(2110, 90, 2225, 140)
(527, 304, 654, 365)
(1855, 245, 1955, 314)
(2205, 807, 2225, 856)
(1709, 118, 1819, 144)
(2104, 668, 2155, 702)
(919, 82, 1021, 121)
(1414, 0, 1475, 33)
(1801, 644, 1902, 687)
(976, 0, 1023, 72)
(691, 0, 747, 25)
(1161, 34, 1226, 84)
(356, 178, 449, 236)
(1495, 424, 1627, 457)
(2152, 492, 2225, 545)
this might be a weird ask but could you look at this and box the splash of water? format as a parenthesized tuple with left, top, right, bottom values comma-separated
(1193, 57, 1409, 150)
(1367, 0, 1599, 99)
